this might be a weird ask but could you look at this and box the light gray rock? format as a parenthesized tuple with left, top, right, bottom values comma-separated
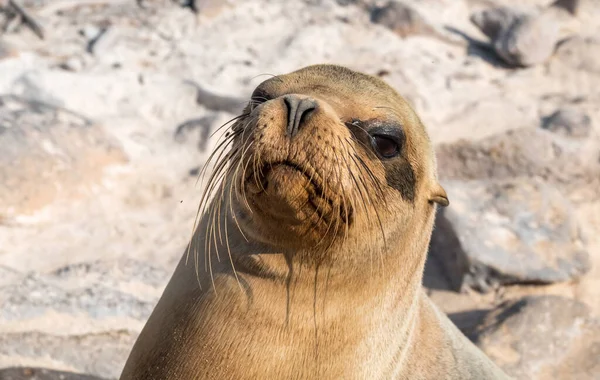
(2, 274, 155, 322)
(470, 7, 561, 67)
(50, 258, 170, 290)
(430, 178, 590, 292)
(551, 0, 580, 15)
(474, 295, 600, 380)
(0, 331, 134, 379)
(435, 127, 600, 197)
(0, 39, 17, 59)
(370, 1, 462, 45)
(371, 1, 430, 38)
(470, 6, 519, 41)
(1, 258, 167, 322)
(0, 367, 107, 380)
(542, 107, 592, 138)
(0, 259, 168, 379)
(554, 36, 600, 74)
(0, 95, 127, 218)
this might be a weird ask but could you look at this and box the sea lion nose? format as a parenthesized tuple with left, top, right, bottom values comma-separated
(283, 95, 317, 138)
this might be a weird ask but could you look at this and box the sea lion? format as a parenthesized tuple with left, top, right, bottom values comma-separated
(119, 64, 510, 379)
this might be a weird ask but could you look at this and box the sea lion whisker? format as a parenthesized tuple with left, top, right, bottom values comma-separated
(238, 120, 262, 204)
(249, 73, 284, 83)
(210, 195, 222, 264)
(223, 200, 243, 291)
(205, 204, 217, 293)
(194, 132, 239, 202)
(208, 113, 249, 139)
(350, 139, 387, 202)
(252, 146, 266, 193)
(355, 153, 387, 208)
(315, 162, 338, 247)
(215, 174, 229, 248)
(313, 170, 330, 236)
(347, 135, 385, 196)
(188, 152, 234, 273)
(198, 154, 235, 218)
(211, 149, 245, 247)
(186, 142, 235, 264)
(336, 139, 353, 243)
(196, 148, 245, 279)
(229, 116, 257, 210)
(348, 154, 374, 218)
(329, 148, 346, 243)
(235, 140, 256, 211)
(347, 152, 386, 270)
(228, 173, 250, 243)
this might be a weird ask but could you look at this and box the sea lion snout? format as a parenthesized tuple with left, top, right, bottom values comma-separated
(230, 91, 358, 247)
(282, 94, 318, 138)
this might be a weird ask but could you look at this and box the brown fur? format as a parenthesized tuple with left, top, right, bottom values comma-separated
(119, 65, 511, 379)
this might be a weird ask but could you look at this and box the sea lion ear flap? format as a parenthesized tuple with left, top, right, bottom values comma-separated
(429, 183, 449, 207)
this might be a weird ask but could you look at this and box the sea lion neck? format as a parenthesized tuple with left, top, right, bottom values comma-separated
(187, 205, 432, 297)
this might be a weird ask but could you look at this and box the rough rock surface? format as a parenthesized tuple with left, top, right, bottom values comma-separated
(474, 295, 600, 380)
(430, 178, 590, 292)
(370, 1, 461, 45)
(542, 106, 592, 138)
(470, 5, 569, 67)
(436, 126, 600, 198)
(0, 259, 165, 379)
(0, 0, 598, 378)
(0, 367, 106, 380)
(554, 36, 600, 74)
(0, 95, 127, 218)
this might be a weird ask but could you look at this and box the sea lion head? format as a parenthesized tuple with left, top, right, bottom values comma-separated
(208, 64, 448, 256)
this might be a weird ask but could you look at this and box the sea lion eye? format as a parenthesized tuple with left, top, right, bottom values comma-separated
(371, 134, 400, 158)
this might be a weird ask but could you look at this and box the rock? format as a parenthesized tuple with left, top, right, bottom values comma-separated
(58, 56, 86, 72)
(0, 39, 18, 59)
(435, 127, 600, 196)
(551, 0, 580, 15)
(50, 258, 170, 290)
(470, 7, 560, 67)
(1, 259, 166, 323)
(80, 24, 103, 41)
(470, 6, 519, 41)
(542, 107, 592, 138)
(0, 331, 134, 379)
(174, 114, 218, 152)
(430, 178, 590, 292)
(0, 259, 167, 379)
(0, 95, 127, 218)
(474, 295, 600, 380)
(371, 1, 429, 38)
(370, 1, 461, 45)
(336, 0, 358, 5)
(554, 36, 600, 74)
(0, 367, 107, 380)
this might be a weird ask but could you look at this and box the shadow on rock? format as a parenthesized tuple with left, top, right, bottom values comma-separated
(0, 368, 106, 380)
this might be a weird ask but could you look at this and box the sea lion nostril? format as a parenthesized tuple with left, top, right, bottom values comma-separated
(283, 95, 317, 138)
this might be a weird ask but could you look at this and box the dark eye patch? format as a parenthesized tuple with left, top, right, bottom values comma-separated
(345, 118, 415, 203)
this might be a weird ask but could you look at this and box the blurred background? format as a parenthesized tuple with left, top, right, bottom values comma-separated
(0, 0, 598, 379)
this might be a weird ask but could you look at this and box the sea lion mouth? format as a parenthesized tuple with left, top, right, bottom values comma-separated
(244, 160, 354, 227)
(248, 160, 322, 193)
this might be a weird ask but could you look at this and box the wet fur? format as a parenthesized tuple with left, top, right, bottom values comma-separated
(119, 65, 511, 380)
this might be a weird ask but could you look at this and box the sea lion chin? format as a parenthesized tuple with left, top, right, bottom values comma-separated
(119, 64, 510, 380)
